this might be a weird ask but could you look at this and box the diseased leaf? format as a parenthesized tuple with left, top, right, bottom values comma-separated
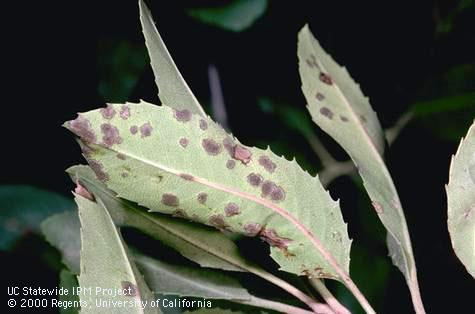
(0, 185, 74, 250)
(76, 195, 159, 313)
(41, 211, 81, 274)
(447, 120, 475, 278)
(298, 25, 423, 309)
(139, 0, 206, 117)
(64, 101, 351, 283)
(187, 0, 268, 32)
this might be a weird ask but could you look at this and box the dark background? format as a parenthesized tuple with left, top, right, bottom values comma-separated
(2, 0, 474, 313)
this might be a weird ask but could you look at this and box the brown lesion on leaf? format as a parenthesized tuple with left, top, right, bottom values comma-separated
(319, 72, 333, 85)
(224, 202, 240, 217)
(247, 173, 263, 187)
(319, 107, 334, 119)
(101, 123, 123, 147)
(100, 104, 116, 120)
(261, 180, 286, 202)
(258, 155, 277, 173)
(139, 122, 153, 138)
(179, 173, 194, 181)
(209, 214, 230, 231)
(306, 54, 319, 68)
(172, 208, 189, 219)
(226, 160, 236, 169)
(260, 228, 293, 256)
(233, 145, 252, 164)
(69, 115, 97, 143)
(372, 201, 384, 214)
(121, 281, 138, 297)
(197, 192, 208, 204)
(332, 231, 342, 243)
(359, 115, 367, 123)
(340, 115, 349, 122)
(161, 193, 179, 207)
(244, 223, 262, 236)
(316, 92, 325, 101)
(202, 138, 222, 156)
(130, 125, 138, 135)
(88, 159, 109, 182)
(179, 138, 189, 148)
(199, 119, 208, 130)
(223, 137, 235, 157)
(463, 207, 474, 219)
(119, 105, 130, 120)
(174, 109, 192, 122)
(116, 153, 126, 160)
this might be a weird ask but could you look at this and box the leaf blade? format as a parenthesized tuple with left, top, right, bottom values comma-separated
(447, 120, 475, 278)
(139, 0, 206, 117)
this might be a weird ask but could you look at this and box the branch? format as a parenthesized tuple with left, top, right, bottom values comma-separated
(242, 295, 332, 314)
(310, 279, 351, 314)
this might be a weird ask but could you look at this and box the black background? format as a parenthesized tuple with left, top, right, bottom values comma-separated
(2, 0, 475, 313)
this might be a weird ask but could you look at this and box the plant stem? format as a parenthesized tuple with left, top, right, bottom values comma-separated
(251, 268, 333, 313)
(242, 295, 331, 314)
(208, 64, 230, 131)
(310, 279, 351, 314)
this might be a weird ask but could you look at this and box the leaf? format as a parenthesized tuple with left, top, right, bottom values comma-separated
(298, 25, 423, 308)
(135, 253, 252, 300)
(59, 269, 80, 314)
(0, 185, 74, 250)
(75, 195, 160, 313)
(447, 120, 475, 278)
(64, 101, 351, 283)
(410, 93, 475, 117)
(41, 210, 81, 274)
(187, 0, 268, 32)
(139, 0, 206, 117)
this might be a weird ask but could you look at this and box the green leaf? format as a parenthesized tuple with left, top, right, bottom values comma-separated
(187, 0, 268, 32)
(59, 269, 80, 314)
(135, 253, 251, 300)
(298, 25, 423, 309)
(410, 93, 475, 117)
(447, 120, 475, 278)
(41, 210, 81, 274)
(75, 195, 160, 313)
(65, 101, 351, 283)
(139, 0, 206, 117)
(0, 185, 74, 250)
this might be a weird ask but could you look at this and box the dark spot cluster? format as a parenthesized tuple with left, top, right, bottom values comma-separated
(121, 281, 138, 297)
(258, 155, 277, 173)
(100, 104, 116, 120)
(161, 193, 179, 207)
(197, 192, 208, 204)
(140, 122, 153, 138)
(69, 115, 96, 143)
(202, 138, 222, 156)
(261, 180, 285, 202)
(209, 214, 229, 230)
(247, 173, 263, 187)
(101, 123, 123, 147)
(319, 107, 334, 119)
(199, 119, 208, 130)
(319, 73, 333, 85)
(174, 109, 191, 122)
(88, 159, 109, 182)
(226, 160, 236, 169)
(224, 202, 240, 217)
(120, 105, 130, 120)
(260, 228, 292, 250)
(130, 125, 138, 135)
(244, 223, 262, 236)
(179, 138, 189, 148)
(316, 92, 325, 101)
(233, 145, 252, 164)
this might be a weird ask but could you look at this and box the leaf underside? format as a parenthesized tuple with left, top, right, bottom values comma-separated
(298, 25, 418, 286)
(447, 120, 475, 278)
(65, 101, 351, 281)
(76, 195, 159, 313)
